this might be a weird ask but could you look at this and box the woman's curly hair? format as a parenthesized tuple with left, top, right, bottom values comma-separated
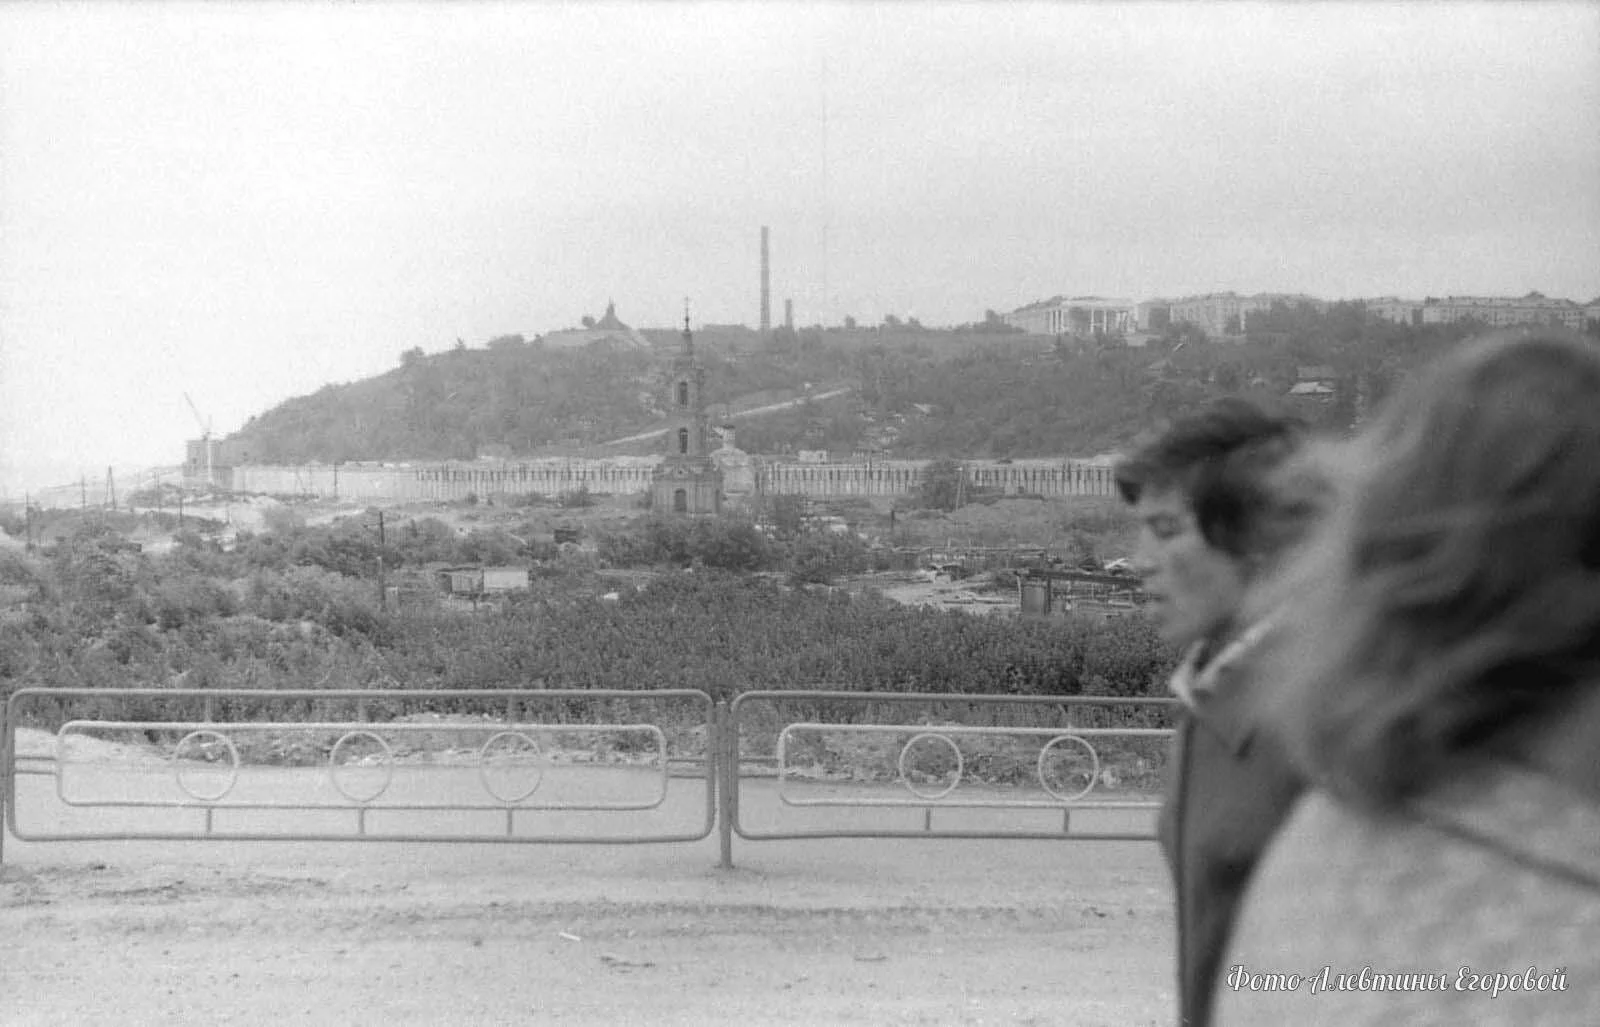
(1252, 330, 1600, 812)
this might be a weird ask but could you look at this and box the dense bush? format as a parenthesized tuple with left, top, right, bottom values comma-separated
(0, 537, 1178, 719)
(596, 515, 778, 572)
(786, 531, 871, 584)
(233, 512, 532, 578)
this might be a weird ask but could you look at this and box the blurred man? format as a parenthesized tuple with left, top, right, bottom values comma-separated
(1114, 399, 1319, 1027)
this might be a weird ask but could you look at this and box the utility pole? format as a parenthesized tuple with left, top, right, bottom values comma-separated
(23, 492, 32, 552)
(367, 510, 388, 610)
(378, 510, 386, 610)
(80, 475, 87, 511)
(106, 466, 116, 511)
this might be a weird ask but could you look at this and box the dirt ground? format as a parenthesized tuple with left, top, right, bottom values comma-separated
(2, 729, 1176, 1027)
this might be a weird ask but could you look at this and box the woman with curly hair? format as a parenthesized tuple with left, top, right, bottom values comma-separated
(1215, 330, 1600, 1025)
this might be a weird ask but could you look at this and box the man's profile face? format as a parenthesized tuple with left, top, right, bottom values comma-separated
(1131, 485, 1249, 649)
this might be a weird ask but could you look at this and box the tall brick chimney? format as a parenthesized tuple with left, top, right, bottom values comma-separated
(759, 226, 771, 334)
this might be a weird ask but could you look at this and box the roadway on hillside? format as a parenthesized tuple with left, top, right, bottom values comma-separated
(601, 386, 854, 448)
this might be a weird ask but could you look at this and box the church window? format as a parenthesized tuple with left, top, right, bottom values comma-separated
(677, 382, 689, 406)
(673, 489, 688, 512)
(678, 428, 689, 454)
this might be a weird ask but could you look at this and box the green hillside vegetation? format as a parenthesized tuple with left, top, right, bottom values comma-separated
(227, 304, 1523, 466)
(234, 333, 859, 463)
(873, 303, 1507, 455)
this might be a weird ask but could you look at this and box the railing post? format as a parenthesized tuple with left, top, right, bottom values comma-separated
(1, 696, 8, 865)
(717, 701, 735, 870)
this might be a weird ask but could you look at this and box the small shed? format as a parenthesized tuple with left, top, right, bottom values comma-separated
(482, 567, 531, 592)
(434, 565, 531, 595)
(437, 566, 483, 594)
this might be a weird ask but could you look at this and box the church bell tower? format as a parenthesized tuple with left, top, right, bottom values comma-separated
(651, 303, 723, 515)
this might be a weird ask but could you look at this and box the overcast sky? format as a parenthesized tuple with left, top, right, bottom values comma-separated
(2, 1, 1598, 493)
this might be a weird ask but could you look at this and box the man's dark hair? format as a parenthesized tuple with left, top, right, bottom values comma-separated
(1115, 398, 1306, 558)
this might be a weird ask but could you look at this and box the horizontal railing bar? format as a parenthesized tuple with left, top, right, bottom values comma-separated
(7, 829, 715, 845)
(780, 723, 1172, 737)
(52, 798, 668, 812)
(57, 720, 669, 734)
(776, 797, 1162, 810)
(13, 687, 712, 701)
(732, 690, 1177, 710)
(734, 828, 1156, 842)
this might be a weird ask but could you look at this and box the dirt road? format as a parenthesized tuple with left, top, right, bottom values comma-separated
(3, 831, 1172, 1025)
(4, 722, 1174, 1025)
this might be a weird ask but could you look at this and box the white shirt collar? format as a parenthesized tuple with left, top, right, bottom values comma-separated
(1169, 618, 1275, 707)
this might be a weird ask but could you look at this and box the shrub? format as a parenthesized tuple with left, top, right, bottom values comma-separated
(787, 530, 870, 585)
(559, 484, 595, 509)
(261, 505, 306, 537)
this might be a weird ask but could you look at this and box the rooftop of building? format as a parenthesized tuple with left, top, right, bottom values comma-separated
(1423, 293, 1580, 307)
(1009, 295, 1137, 313)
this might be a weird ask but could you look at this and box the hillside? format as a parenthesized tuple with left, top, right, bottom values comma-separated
(224, 307, 1506, 466)
(228, 332, 859, 463)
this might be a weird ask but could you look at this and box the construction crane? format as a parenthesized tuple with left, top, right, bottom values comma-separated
(184, 392, 214, 487)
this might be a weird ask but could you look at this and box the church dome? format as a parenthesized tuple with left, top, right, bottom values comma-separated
(595, 300, 629, 331)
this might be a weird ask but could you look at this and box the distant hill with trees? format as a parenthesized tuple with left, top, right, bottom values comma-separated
(223, 304, 1527, 466)
(228, 332, 857, 464)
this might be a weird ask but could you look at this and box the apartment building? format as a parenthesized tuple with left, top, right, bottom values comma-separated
(1004, 296, 1140, 336)
(1418, 293, 1587, 331)
(1365, 297, 1425, 325)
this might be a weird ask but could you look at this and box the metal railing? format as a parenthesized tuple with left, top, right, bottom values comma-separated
(718, 690, 1175, 866)
(3, 687, 717, 857)
(2, 687, 1177, 868)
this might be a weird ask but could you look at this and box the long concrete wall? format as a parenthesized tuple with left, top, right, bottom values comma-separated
(231, 459, 661, 502)
(227, 456, 1117, 502)
(758, 459, 1116, 498)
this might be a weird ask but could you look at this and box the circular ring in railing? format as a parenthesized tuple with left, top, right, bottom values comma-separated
(328, 730, 395, 803)
(171, 729, 241, 802)
(477, 731, 545, 804)
(897, 731, 964, 800)
(1037, 734, 1100, 802)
